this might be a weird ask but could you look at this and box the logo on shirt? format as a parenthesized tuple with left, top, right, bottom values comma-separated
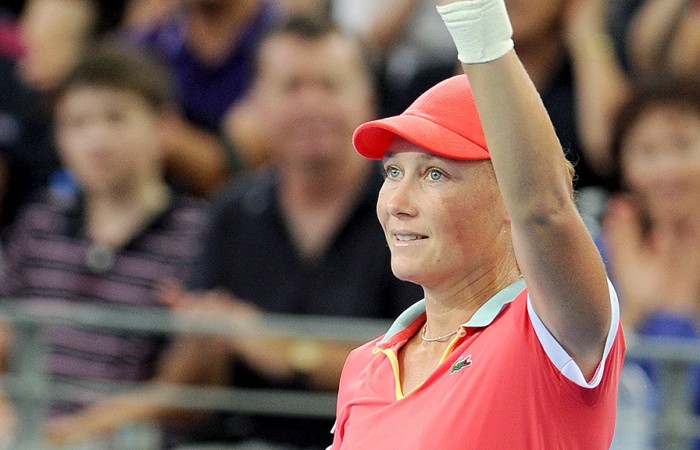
(450, 355, 472, 374)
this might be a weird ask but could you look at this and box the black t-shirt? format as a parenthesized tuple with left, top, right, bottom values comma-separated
(0, 55, 61, 235)
(187, 165, 423, 448)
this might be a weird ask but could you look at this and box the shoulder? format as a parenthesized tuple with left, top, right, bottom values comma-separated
(209, 166, 278, 219)
(11, 190, 78, 232)
(168, 194, 208, 227)
(341, 337, 385, 378)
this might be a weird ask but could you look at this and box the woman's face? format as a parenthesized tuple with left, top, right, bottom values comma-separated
(621, 101, 700, 223)
(377, 139, 510, 290)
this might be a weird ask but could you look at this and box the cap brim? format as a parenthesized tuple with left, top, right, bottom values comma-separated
(353, 112, 490, 161)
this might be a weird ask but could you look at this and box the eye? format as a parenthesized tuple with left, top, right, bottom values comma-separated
(106, 108, 127, 124)
(427, 168, 445, 181)
(383, 165, 402, 180)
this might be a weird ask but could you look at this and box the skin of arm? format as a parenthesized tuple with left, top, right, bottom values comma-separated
(159, 281, 358, 391)
(158, 110, 233, 197)
(626, 0, 693, 79)
(435, 0, 611, 379)
(605, 196, 700, 330)
(366, 0, 423, 52)
(564, 0, 631, 178)
(229, 335, 360, 390)
(43, 333, 230, 446)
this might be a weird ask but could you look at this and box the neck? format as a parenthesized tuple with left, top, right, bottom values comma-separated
(85, 180, 170, 247)
(422, 260, 521, 338)
(186, 0, 260, 64)
(276, 156, 372, 260)
(279, 155, 372, 208)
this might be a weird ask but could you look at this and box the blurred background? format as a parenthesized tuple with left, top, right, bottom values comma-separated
(0, 0, 699, 449)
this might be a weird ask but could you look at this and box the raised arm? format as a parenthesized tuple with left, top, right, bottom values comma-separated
(436, 0, 612, 378)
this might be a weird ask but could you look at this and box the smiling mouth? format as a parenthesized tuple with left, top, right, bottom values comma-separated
(394, 234, 427, 242)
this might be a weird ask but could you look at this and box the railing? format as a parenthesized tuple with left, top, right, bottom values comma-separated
(0, 300, 698, 450)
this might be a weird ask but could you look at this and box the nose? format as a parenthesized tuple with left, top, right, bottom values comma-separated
(383, 178, 418, 218)
(297, 82, 331, 110)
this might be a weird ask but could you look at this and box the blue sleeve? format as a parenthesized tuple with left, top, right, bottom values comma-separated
(638, 312, 699, 339)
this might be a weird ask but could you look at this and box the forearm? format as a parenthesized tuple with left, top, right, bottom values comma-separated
(233, 337, 356, 391)
(44, 387, 178, 445)
(461, 52, 573, 219)
(367, 0, 422, 51)
(438, 0, 611, 370)
(627, 0, 690, 77)
(569, 33, 630, 177)
(46, 335, 229, 444)
(163, 124, 233, 196)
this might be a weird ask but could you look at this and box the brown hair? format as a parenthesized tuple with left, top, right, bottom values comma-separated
(53, 42, 175, 112)
(609, 77, 700, 191)
(251, 14, 378, 89)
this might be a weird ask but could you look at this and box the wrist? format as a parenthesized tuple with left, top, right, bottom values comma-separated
(570, 32, 615, 61)
(437, 0, 514, 64)
(287, 340, 324, 374)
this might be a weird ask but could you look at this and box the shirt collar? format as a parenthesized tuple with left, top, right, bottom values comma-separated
(380, 278, 526, 344)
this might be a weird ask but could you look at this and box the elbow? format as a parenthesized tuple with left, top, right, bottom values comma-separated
(512, 195, 577, 231)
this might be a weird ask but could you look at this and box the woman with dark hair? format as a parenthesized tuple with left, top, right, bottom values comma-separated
(603, 79, 700, 449)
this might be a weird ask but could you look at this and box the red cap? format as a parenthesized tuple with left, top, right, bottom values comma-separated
(353, 75, 490, 161)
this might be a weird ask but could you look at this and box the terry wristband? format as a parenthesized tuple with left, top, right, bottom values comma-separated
(436, 0, 514, 64)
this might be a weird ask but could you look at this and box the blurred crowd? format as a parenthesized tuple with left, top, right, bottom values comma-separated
(0, 0, 698, 449)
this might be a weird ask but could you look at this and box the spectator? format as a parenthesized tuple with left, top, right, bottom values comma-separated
(0, 4, 22, 58)
(129, 0, 280, 195)
(505, 0, 625, 192)
(0, 43, 223, 448)
(624, 0, 700, 86)
(161, 16, 422, 449)
(603, 78, 700, 449)
(274, 0, 330, 19)
(0, 0, 130, 239)
(121, 0, 179, 30)
(331, 0, 458, 117)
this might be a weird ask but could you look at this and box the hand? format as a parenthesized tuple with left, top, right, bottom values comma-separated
(157, 278, 260, 317)
(604, 196, 700, 328)
(43, 413, 95, 446)
(0, 395, 17, 448)
(156, 279, 263, 350)
(563, 0, 607, 46)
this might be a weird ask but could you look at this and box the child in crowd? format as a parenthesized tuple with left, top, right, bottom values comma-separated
(0, 43, 222, 448)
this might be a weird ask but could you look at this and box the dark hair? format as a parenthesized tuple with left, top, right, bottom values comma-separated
(53, 42, 174, 112)
(608, 77, 700, 191)
(252, 14, 378, 86)
(92, 0, 129, 37)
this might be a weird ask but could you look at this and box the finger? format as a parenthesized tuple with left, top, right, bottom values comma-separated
(604, 196, 645, 260)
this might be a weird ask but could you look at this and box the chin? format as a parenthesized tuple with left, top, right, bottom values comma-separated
(390, 262, 423, 285)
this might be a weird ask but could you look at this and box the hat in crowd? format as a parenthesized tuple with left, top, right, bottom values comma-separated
(353, 74, 489, 161)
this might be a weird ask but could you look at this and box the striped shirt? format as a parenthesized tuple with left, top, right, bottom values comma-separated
(1, 192, 206, 414)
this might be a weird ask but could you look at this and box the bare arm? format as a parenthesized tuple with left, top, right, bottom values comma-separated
(564, 0, 630, 178)
(437, 0, 611, 378)
(366, 0, 422, 52)
(159, 111, 236, 196)
(159, 281, 356, 391)
(43, 334, 229, 446)
(626, 0, 691, 79)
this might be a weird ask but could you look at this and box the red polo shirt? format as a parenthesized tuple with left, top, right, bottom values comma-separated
(330, 279, 625, 449)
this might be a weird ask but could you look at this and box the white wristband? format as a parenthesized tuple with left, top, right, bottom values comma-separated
(436, 0, 514, 64)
